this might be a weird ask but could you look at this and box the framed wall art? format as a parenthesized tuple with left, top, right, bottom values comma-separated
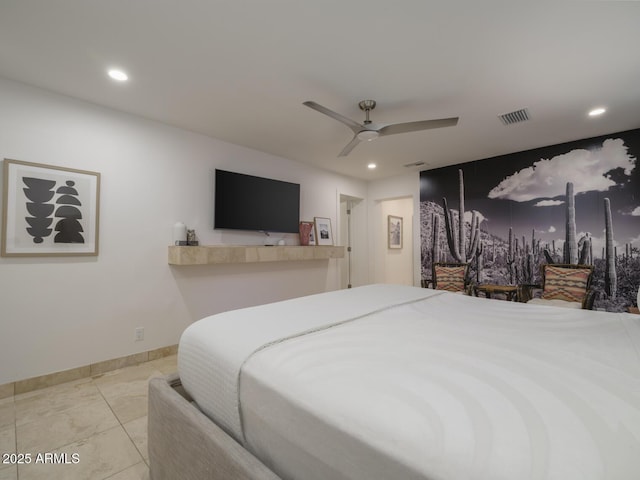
(388, 215, 403, 249)
(2, 159, 100, 257)
(313, 217, 333, 246)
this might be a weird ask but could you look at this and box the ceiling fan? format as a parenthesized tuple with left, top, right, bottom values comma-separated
(303, 100, 458, 157)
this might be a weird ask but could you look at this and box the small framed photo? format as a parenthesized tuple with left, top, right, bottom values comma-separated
(388, 215, 403, 249)
(313, 217, 333, 246)
(2, 159, 100, 257)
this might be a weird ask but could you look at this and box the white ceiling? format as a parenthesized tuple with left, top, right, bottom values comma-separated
(1, 1, 639, 181)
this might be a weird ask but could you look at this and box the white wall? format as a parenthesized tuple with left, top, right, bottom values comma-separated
(373, 197, 414, 285)
(368, 174, 421, 286)
(0, 78, 366, 384)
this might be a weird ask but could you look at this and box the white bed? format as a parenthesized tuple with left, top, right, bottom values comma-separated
(176, 284, 640, 480)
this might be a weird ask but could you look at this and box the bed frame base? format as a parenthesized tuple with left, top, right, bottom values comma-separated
(148, 373, 282, 480)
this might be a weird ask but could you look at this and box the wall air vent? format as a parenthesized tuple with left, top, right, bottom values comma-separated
(403, 161, 426, 168)
(498, 108, 530, 125)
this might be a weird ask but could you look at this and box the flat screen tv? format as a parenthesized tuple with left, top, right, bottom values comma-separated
(214, 169, 300, 234)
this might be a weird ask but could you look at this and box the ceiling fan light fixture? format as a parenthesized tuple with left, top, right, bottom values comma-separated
(357, 130, 379, 141)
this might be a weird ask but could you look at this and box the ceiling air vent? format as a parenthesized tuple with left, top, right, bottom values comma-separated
(498, 108, 530, 125)
(403, 161, 426, 168)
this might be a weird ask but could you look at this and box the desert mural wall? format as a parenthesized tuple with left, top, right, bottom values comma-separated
(420, 128, 640, 312)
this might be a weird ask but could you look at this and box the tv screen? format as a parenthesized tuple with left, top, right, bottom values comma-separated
(214, 169, 300, 234)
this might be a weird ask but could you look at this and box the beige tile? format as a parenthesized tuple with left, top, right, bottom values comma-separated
(123, 416, 148, 464)
(0, 425, 16, 457)
(147, 345, 177, 361)
(0, 426, 18, 480)
(104, 461, 149, 480)
(0, 398, 14, 430)
(94, 365, 162, 424)
(91, 353, 149, 377)
(92, 363, 160, 390)
(14, 366, 91, 395)
(14, 378, 102, 427)
(104, 391, 148, 425)
(0, 465, 17, 480)
(17, 398, 119, 453)
(0, 383, 13, 401)
(145, 354, 177, 375)
(18, 426, 142, 480)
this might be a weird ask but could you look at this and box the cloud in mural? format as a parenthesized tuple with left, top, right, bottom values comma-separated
(548, 226, 556, 233)
(488, 138, 636, 202)
(631, 206, 640, 216)
(463, 210, 487, 225)
(534, 199, 564, 207)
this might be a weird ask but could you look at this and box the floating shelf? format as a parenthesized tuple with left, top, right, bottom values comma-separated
(168, 245, 345, 265)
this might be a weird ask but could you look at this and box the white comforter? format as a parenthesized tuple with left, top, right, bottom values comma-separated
(178, 284, 640, 480)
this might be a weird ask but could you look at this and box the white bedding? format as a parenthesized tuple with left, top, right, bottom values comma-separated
(178, 284, 640, 480)
(178, 284, 438, 439)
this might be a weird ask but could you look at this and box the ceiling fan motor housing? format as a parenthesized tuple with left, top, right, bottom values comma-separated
(359, 100, 376, 125)
(358, 100, 376, 111)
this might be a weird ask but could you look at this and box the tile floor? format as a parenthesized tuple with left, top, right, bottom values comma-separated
(0, 354, 177, 480)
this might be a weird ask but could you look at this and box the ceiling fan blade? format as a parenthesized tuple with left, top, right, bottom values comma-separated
(338, 135, 362, 157)
(303, 101, 362, 134)
(378, 117, 459, 136)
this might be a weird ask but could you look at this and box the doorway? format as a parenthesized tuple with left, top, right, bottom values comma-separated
(339, 194, 365, 289)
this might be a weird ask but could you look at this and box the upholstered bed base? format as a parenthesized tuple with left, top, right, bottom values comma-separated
(148, 373, 282, 480)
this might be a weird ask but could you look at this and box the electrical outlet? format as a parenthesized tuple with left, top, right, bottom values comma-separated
(135, 327, 144, 342)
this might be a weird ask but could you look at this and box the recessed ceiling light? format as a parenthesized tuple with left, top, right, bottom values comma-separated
(367, 163, 377, 170)
(108, 69, 128, 82)
(588, 107, 606, 117)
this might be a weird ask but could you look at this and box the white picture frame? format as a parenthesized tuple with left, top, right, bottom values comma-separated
(313, 217, 333, 246)
(388, 215, 403, 249)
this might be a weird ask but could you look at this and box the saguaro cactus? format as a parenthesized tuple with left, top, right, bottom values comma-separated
(578, 233, 592, 265)
(475, 241, 484, 283)
(507, 227, 516, 283)
(432, 213, 440, 263)
(604, 198, 617, 298)
(442, 169, 480, 262)
(564, 182, 577, 264)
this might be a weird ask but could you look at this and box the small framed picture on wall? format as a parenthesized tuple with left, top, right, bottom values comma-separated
(313, 217, 333, 245)
(388, 215, 403, 249)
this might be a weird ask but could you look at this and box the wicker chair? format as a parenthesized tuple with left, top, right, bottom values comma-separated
(519, 264, 595, 309)
(428, 262, 472, 294)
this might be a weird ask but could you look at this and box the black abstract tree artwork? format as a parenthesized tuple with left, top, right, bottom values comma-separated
(54, 180, 85, 243)
(21, 177, 85, 244)
(22, 177, 55, 244)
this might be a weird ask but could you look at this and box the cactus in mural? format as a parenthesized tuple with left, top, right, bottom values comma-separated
(506, 227, 516, 283)
(519, 251, 534, 284)
(432, 213, 441, 264)
(564, 182, 578, 264)
(604, 198, 617, 298)
(543, 248, 554, 264)
(578, 233, 592, 265)
(442, 169, 480, 263)
(475, 241, 484, 283)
